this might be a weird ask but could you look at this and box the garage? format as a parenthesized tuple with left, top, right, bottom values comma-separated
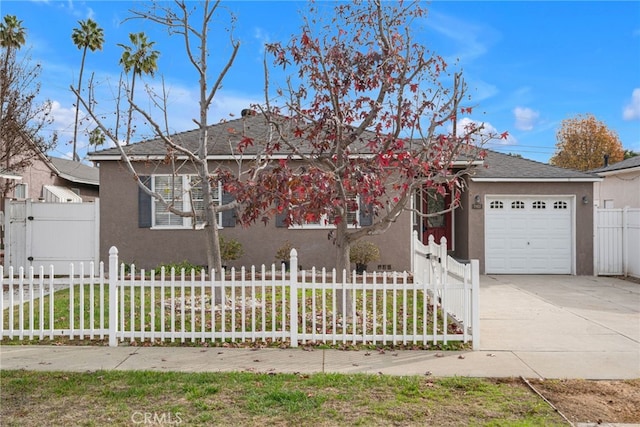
(485, 196, 574, 274)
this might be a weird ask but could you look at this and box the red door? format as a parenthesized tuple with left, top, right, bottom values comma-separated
(422, 190, 453, 250)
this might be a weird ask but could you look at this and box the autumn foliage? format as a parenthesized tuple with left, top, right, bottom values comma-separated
(230, 0, 504, 276)
(550, 114, 624, 171)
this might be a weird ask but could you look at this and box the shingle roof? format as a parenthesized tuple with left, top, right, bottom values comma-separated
(589, 155, 640, 174)
(49, 157, 99, 186)
(89, 114, 360, 157)
(472, 150, 600, 181)
(89, 115, 598, 181)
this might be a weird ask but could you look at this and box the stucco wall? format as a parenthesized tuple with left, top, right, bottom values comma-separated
(461, 180, 595, 275)
(98, 161, 412, 272)
(594, 170, 640, 208)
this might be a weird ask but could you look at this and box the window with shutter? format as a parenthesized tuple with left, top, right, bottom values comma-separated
(138, 175, 225, 229)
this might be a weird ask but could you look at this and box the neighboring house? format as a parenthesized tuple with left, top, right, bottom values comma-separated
(590, 156, 640, 208)
(0, 152, 100, 267)
(0, 153, 99, 205)
(88, 114, 600, 275)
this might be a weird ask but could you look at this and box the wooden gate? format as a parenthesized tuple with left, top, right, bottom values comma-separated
(4, 200, 99, 275)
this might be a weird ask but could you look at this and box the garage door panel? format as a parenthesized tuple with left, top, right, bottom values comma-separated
(485, 196, 573, 274)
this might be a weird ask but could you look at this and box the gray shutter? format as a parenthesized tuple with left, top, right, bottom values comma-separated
(138, 176, 152, 228)
(275, 202, 288, 228)
(221, 192, 236, 228)
(359, 200, 373, 227)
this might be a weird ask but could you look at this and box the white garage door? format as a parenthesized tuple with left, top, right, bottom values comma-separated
(485, 196, 573, 274)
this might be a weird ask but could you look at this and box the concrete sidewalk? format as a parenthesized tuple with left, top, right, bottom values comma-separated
(1, 274, 638, 379)
(0, 343, 637, 379)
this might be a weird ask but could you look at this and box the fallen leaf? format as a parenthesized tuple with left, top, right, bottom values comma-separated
(458, 355, 465, 359)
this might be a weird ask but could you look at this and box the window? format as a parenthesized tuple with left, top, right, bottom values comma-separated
(489, 201, 503, 209)
(532, 201, 546, 209)
(291, 195, 361, 229)
(14, 183, 27, 199)
(553, 201, 568, 210)
(511, 201, 525, 210)
(150, 175, 219, 229)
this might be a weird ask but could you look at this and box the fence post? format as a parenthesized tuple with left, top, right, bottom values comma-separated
(470, 259, 480, 351)
(623, 206, 629, 277)
(289, 248, 299, 348)
(108, 246, 119, 347)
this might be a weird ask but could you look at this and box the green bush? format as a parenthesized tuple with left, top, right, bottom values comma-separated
(275, 241, 293, 261)
(349, 241, 380, 265)
(155, 260, 204, 273)
(220, 236, 244, 262)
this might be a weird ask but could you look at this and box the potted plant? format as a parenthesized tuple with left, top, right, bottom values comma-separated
(220, 236, 244, 267)
(275, 241, 293, 270)
(350, 240, 380, 274)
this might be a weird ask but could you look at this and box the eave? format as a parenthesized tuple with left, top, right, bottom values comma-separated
(87, 154, 485, 167)
(595, 166, 640, 177)
(471, 177, 602, 183)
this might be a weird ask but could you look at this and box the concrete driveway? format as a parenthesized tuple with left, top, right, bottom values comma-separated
(480, 274, 640, 379)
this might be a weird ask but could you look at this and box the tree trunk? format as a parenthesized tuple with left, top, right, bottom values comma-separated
(72, 48, 87, 162)
(335, 222, 353, 317)
(202, 174, 223, 304)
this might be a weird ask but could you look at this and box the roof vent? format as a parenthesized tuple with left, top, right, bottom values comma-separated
(241, 109, 256, 117)
(604, 154, 609, 167)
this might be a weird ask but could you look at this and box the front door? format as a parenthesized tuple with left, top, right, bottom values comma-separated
(416, 188, 453, 250)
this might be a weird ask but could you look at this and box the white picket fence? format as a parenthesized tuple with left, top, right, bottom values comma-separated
(412, 231, 480, 348)
(595, 207, 640, 278)
(2, 242, 480, 349)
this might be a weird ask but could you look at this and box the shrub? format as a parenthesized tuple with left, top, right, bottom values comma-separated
(349, 241, 380, 266)
(155, 260, 204, 273)
(220, 236, 244, 262)
(275, 241, 293, 261)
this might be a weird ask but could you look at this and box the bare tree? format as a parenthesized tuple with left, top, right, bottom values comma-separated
(0, 14, 55, 209)
(75, 0, 242, 278)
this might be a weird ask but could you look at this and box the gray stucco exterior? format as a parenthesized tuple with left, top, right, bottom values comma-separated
(96, 160, 412, 272)
(90, 117, 600, 276)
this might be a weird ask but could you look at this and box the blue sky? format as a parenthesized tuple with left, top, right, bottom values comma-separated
(3, 0, 640, 164)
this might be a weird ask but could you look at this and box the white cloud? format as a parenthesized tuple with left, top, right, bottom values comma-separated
(452, 117, 516, 146)
(623, 88, 640, 121)
(513, 107, 540, 131)
(48, 100, 77, 139)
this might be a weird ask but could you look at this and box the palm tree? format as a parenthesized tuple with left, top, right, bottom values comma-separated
(118, 32, 159, 144)
(71, 19, 104, 161)
(1, 15, 27, 104)
(1, 15, 27, 170)
(0, 14, 26, 50)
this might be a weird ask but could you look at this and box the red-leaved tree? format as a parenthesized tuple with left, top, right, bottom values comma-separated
(230, 0, 505, 310)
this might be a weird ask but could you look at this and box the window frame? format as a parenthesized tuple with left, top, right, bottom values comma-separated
(289, 195, 361, 230)
(150, 174, 222, 230)
(14, 183, 28, 199)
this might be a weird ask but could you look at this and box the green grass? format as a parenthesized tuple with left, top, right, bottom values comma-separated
(3, 281, 466, 349)
(0, 370, 566, 426)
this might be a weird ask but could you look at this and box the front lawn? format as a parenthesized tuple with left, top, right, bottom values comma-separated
(0, 370, 565, 426)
